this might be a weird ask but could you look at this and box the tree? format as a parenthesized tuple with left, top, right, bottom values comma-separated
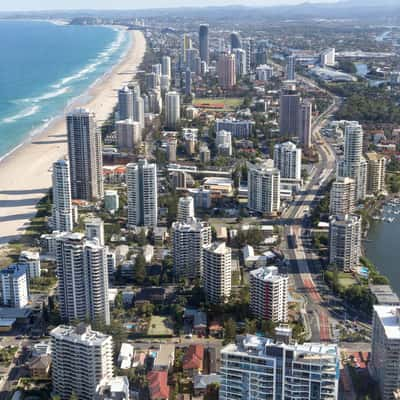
(70, 393, 79, 400)
(134, 254, 146, 285)
(223, 318, 237, 344)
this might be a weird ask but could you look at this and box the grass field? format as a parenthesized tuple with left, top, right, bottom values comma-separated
(147, 316, 174, 336)
(338, 272, 357, 288)
(193, 97, 242, 111)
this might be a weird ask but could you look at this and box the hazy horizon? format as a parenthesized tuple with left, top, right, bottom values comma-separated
(0, 0, 339, 12)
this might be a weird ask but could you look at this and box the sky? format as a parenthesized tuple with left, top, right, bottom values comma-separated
(0, 0, 337, 11)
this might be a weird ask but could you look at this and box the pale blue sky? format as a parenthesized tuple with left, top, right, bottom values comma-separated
(0, 0, 337, 11)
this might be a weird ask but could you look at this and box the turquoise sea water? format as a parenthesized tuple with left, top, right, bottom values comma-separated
(0, 20, 130, 158)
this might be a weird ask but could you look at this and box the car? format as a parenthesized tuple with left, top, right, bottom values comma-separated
(185, 333, 193, 339)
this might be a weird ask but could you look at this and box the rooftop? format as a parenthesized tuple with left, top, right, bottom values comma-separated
(374, 305, 400, 340)
(250, 266, 286, 283)
(50, 324, 112, 346)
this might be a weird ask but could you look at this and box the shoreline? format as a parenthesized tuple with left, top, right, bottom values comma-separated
(0, 28, 146, 245)
(0, 23, 129, 164)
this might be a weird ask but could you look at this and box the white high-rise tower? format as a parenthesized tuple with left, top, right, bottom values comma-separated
(52, 159, 74, 232)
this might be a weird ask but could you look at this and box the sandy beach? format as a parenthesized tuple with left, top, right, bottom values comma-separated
(0, 29, 146, 245)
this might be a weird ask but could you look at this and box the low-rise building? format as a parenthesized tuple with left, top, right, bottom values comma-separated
(183, 344, 204, 377)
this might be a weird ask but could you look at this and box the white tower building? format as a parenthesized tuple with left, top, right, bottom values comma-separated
(248, 160, 281, 215)
(52, 159, 74, 232)
(203, 242, 232, 304)
(51, 324, 113, 400)
(116, 119, 141, 150)
(330, 177, 356, 216)
(249, 266, 288, 323)
(172, 219, 211, 279)
(273, 141, 302, 181)
(126, 160, 158, 227)
(56, 233, 110, 325)
(0, 264, 29, 308)
(177, 196, 195, 223)
(67, 108, 103, 201)
(329, 214, 362, 272)
(165, 91, 181, 129)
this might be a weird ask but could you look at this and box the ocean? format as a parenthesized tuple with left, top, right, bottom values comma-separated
(0, 20, 130, 159)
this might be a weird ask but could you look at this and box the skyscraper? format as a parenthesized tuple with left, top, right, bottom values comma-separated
(199, 24, 209, 65)
(51, 324, 113, 400)
(329, 214, 362, 272)
(365, 152, 386, 194)
(230, 32, 242, 50)
(286, 54, 296, 80)
(172, 219, 211, 279)
(126, 160, 158, 227)
(165, 91, 181, 129)
(67, 108, 103, 201)
(177, 196, 195, 223)
(183, 33, 192, 62)
(248, 160, 281, 215)
(217, 53, 236, 89)
(216, 130, 232, 156)
(161, 55, 171, 79)
(330, 177, 356, 216)
(56, 232, 110, 325)
(116, 119, 141, 151)
(249, 266, 288, 323)
(52, 159, 73, 232)
(220, 335, 339, 400)
(338, 121, 367, 200)
(273, 141, 302, 180)
(185, 68, 192, 97)
(133, 96, 145, 130)
(118, 86, 134, 120)
(279, 90, 300, 136)
(203, 242, 232, 304)
(371, 305, 400, 400)
(232, 48, 247, 78)
(298, 100, 313, 149)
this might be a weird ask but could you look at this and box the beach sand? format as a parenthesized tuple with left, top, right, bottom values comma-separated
(0, 29, 146, 245)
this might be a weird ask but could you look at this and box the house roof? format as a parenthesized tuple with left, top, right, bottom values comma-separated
(183, 344, 204, 370)
(29, 355, 51, 370)
(147, 371, 169, 400)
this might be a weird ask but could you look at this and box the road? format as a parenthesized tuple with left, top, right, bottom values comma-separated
(281, 84, 339, 342)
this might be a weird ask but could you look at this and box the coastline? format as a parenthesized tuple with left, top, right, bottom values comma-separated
(0, 28, 146, 245)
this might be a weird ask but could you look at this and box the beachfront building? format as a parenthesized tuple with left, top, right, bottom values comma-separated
(56, 233, 110, 325)
(273, 141, 302, 180)
(0, 264, 29, 308)
(52, 159, 74, 232)
(51, 324, 113, 400)
(165, 91, 180, 129)
(248, 160, 281, 215)
(371, 305, 400, 400)
(249, 266, 288, 323)
(177, 196, 195, 223)
(67, 108, 103, 201)
(220, 335, 339, 400)
(330, 177, 356, 216)
(329, 214, 362, 272)
(126, 159, 158, 228)
(116, 119, 141, 151)
(365, 152, 386, 195)
(118, 86, 134, 120)
(203, 242, 232, 304)
(217, 53, 236, 89)
(172, 219, 211, 279)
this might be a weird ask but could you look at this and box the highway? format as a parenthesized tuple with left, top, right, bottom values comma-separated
(281, 86, 339, 342)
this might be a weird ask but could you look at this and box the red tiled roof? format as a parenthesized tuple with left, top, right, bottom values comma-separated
(147, 371, 169, 400)
(182, 344, 204, 370)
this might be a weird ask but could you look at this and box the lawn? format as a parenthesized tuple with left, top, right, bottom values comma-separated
(147, 316, 174, 337)
(338, 272, 357, 288)
(192, 97, 242, 111)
